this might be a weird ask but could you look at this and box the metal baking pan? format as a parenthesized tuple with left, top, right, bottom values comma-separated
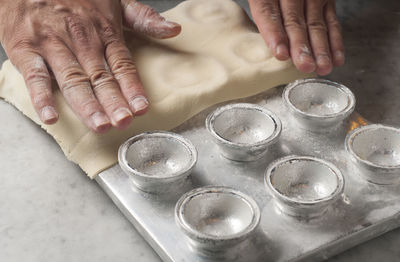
(95, 80, 400, 262)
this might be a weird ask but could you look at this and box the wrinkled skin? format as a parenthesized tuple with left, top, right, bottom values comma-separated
(0, 0, 344, 132)
(249, 0, 344, 76)
(0, 0, 181, 132)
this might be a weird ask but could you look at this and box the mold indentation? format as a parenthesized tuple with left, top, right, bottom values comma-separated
(187, 1, 231, 24)
(135, 46, 228, 102)
(137, 51, 227, 96)
(233, 34, 272, 63)
(161, 55, 225, 88)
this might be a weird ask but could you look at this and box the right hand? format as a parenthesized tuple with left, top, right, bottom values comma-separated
(0, 0, 181, 133)
(249, 0, 345, 76)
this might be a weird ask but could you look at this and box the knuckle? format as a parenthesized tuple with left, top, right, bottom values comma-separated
(326, 17, 342, 30)
(101, 25, 118, 43)
(132, 5, 159, 30)
(9, 39, 35, 53)
(90, 69, 114, 88)
(61, 66, 87, 81)
(106, 48, 137, 79)
(24, 67, 49, 84)
(141, 6, 158, 20)
(59, 67, 89, 93)
(308, 0, 328, 6)
(307, 20, 327, 32)
(42, 33, 63, 46)
(98, 19, 119, 43)
(284, 12, 306, 30)
(257, 1, 281, 22)
(28, 0, 47, 9)
(112, 60, 137, 80)
(54, 5, 71, 13)
(316, 52, 330, 59)
(112, 57, 136, 71)
(107, 44, 135, 69)
(102, 25, 115, 38)
(64, 16, 90, 44)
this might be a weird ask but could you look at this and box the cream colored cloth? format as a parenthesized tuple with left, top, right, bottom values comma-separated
(0, 0, 308, 178)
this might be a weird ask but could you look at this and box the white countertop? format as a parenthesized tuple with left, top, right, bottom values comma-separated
(1, 0, 400, 261)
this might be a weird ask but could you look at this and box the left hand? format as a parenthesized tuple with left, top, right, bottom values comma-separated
(0, 0, 181, 133)
(249, 0, 345, 76)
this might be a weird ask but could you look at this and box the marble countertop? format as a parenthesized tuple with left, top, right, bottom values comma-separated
(1, 0, 400, 261)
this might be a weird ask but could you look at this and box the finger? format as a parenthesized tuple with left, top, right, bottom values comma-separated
(41, 40, 111, 133)
(121, 0, 181, 39)
(84, 53, 134, 129)
(96, 18, 149, 116)
(105, 40, 148, 116)
(64, 15, 133, 129)
(325, 0, 345, 66)
(8, 48, 58, 124)
(249, 0, 290, 60)
(281, 0, 316, 73)
(306, 0, 332, 75)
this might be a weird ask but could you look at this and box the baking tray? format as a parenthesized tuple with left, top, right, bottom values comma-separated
(95, 85, 400, 262)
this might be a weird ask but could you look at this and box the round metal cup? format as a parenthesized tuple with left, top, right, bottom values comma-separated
(118, 131, 197, 193)
(206, 103, 282, 161)
(175, 186, 260, 253)
(283, 78, 356, 131)
(265, 156, 345, 218)
(345, 124, 400, 185)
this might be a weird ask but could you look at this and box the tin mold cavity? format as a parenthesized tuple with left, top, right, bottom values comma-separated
(266, 156, 344, 205)
(270, 159, 339, 202)
(349, 125, 400, 168)
(213, 107, 275, 145)
(206, 104, 282, 161)
(288, 82, 351, 117)
(176, 187, 260, 247)
(122, 133, 196, 178)
(182, 193, 254, 237)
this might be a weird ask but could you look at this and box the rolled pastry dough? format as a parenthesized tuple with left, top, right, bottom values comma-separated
(0, 0, 309, 178)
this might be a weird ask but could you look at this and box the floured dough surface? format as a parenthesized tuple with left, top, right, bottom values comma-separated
(0, 0, 309, 178)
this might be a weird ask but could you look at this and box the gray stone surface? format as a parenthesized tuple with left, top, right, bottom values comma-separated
(1, 0, 400, 261)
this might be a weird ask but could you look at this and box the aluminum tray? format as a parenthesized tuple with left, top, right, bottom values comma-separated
(95, 86, 400, 262)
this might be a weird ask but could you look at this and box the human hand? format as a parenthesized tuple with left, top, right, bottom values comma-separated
(249, 0, 344, 75)
(0, 0, 181, 133)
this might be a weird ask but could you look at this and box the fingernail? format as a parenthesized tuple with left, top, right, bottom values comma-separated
(299, 53, 314, 63)
(299, 45, 313, 61)
(334, 51, 344, 62)
(317, 55, 331, 67)
(299, 53, 317, 73)
(158, 21, 181, 38)
(276, 44, 289, 59)
(130, 96, 149, 114)
(112, 107, 132, 124)
(91, 112, 110, 130)
(41, 106, 58, 123)
(164, 20, 179, 28)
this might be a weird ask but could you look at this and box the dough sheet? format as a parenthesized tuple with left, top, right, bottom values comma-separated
(0, 0, 309, 178)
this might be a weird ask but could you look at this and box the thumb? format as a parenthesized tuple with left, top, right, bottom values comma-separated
(121, 0, 181, 39)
